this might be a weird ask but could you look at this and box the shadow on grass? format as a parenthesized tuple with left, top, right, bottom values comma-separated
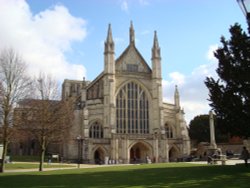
(0, 163, 250, 188)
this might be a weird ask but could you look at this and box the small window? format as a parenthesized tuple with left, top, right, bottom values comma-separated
(127, 64, 138, 72)
(89, 122, 103, 138)
(165, 124, 173, 138)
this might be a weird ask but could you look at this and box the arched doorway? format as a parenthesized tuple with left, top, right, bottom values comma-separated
(129, 142, 152, 163)
(169, 146, 179, 162)
(94, 148, 105, 164)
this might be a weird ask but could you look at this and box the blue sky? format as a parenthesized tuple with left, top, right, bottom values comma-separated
(0, 0, 247, 123)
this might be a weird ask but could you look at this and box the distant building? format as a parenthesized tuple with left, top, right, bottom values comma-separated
(61, 22, 190, 163)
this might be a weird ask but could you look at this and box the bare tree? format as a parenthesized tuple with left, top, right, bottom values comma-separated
(0, 48, 32, 173)
(15, 74, 74, 171)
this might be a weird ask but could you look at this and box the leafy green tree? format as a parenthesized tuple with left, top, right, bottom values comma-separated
(189, 115, 210, 144)
(205, 23, 250, 138)
(189, 114, 228, 145)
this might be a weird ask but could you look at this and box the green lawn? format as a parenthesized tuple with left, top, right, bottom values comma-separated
(5, 162, 75, 170)
(10, 155, 41, 162)
(0, 163, 250, 188)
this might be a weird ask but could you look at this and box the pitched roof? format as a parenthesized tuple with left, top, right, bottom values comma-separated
(115, 44, 152, 73)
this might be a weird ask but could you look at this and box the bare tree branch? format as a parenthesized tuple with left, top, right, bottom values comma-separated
(0, 48, 32, 173)
(15, 74, 74, 171)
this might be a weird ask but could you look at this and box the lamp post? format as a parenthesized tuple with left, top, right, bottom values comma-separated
(76, 135, 83, 168)
(237, 0, 250, 33)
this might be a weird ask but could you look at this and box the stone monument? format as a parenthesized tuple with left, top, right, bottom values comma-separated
(206, 110, 222, 158)
(209, 110, 217, 149)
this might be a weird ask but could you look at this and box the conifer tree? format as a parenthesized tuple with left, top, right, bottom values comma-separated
(205, 23, 250, 138)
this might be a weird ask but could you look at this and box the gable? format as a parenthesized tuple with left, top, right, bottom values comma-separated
(86, 73, 104, 100)
(116, 45, 151, 74)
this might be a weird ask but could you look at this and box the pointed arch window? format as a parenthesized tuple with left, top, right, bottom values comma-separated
(116, 82, 149, 134)
(89, 122, 103, 138)
(165, 123, 173, 138)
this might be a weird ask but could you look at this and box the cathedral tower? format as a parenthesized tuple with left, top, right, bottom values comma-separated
(103, 24, 116, 137)
(151, 31, 164, 133)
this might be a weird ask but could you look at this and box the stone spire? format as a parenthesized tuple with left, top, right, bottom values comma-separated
(105, 23, 114, 53)
(129, 21, 135, 45)
(104, 23, 115, 74)
(152, 31, 161, 59)
(151, 30, 163, 141)
(174, 85, 180, 108)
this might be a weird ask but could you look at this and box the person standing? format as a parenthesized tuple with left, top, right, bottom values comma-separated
(241, 147, 249, 167)
(48, 155, 52, 165)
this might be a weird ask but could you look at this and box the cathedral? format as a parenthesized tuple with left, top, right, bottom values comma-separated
(61, 22, 190, 164)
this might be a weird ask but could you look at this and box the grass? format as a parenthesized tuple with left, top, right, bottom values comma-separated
(11, 155, 41, 162)
(5, 162, 75, 170)
(0, 163, 250, 188)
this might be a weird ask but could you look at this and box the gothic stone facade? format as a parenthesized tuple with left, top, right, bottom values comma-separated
(62, 23, 190, 164)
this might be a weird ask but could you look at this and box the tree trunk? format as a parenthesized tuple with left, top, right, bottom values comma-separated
(39, 139, 46, 171)
(0, 140, 8, 173)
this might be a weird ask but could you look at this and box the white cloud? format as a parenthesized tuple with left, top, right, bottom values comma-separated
(162, 49, 218, 125)
(169, 72, 185, 85)
(0, 0, 87, 82)
(206, 44, 218, 62)
(121, 0, 129, 13)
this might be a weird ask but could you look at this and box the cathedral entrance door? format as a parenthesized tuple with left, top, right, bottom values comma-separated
(169, 146, 179, 162)
(94, 148, 104, 164)
(130, 147, 140, 163)
(129, 142, 152, 163)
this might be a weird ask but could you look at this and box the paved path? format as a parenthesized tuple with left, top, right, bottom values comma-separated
(4, 163, 132, 173)
(189, 159, 244, 165)
(4, 159, 246, 173)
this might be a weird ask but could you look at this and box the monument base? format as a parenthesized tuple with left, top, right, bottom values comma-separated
(206, 147, 222, 159)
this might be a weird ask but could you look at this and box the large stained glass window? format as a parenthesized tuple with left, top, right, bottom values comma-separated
(116, 82, 149, 134)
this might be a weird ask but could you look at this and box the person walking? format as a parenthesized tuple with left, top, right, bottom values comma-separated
(241, 146, 249, 167)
